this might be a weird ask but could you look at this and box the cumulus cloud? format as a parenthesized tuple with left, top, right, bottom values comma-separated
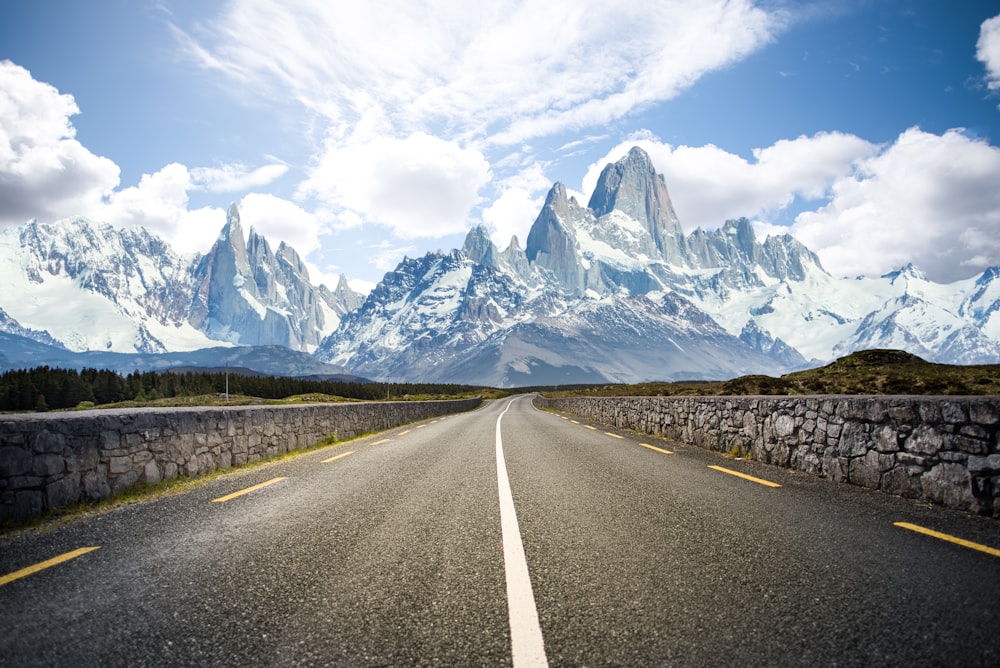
(99, 163, 226, 254)
(791, 127, 1000, 283)
(0, 60, 120, 225)
(482, 161, 552, 248)
(581, 128, 1000, 283)
(298, 132, 491, 239)
(582, 132, 875, 231)
(238, 192, 320, 254)
(978, 13, 1000, 91)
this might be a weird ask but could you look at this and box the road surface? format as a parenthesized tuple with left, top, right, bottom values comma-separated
(2, 395, 1000, 666)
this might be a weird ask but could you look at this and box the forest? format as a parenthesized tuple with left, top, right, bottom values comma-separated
(0, 366, 481, 412)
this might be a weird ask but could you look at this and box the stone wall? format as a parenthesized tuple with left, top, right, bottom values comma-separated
(1, 397, 481, 524)
(535, 395, 1000, 517)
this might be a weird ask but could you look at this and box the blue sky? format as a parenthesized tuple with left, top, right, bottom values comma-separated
(2, 1, 1000, 291)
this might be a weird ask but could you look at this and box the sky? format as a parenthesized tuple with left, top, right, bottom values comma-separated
(2, 0, 1000, 293)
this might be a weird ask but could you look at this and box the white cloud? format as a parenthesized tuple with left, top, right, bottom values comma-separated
(180, 1, 782, 146)
(580, 129, 1000, 283)
(977, 13, 1000, 91)
(582, 132, 875, 231)
(482, 162, 551, 248)
(191, 162, 289, 193)
(238, 192, 320, 254)
(298, 132, 491, 239)
(0, 60, 120, 226)
(99, 163, 225, 254)
(483, 187, 544, 250)
(792, 127, 1000, 283)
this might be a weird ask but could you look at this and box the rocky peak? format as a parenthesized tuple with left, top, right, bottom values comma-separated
(462, 225, 497, 266)
(220, 203, 248, 258)
(586, 146, 684, 260)
(883, 263, 927, 285)
(525, 182, 585, 294)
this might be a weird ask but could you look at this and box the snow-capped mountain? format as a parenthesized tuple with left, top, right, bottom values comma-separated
(317, 146, 1000, 385)
(2, 146, 996, 386)
(0, 205, 362, 355)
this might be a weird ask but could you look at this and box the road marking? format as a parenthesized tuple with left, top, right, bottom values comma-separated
(584, 425, 597, 431)
(0, 547, 101, 588)
(496, 398, 549, 667)
(370, 438, 390, 446)
(211, 477, 287, 503)
(708, 465, 781, 488)
(321, 450, 354, 464)
(398, 429, 412, 436)
(570, 420, 580, 424)
(604, 432, 624, 439)
(894, 522, 1000, 558)
(416, 424, 427, 429)
(640, 443, 674, 455)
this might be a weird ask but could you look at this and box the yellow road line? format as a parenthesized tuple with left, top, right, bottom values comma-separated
(211, 477, 287, 503)
(321, 450, 354, 464)
(584, 425, 597, 431)
(416, 424, 427, 429)
(640, 443, 674, 455)
(894, 522, 1000, 558)
(370, 438, 390, 446)
(570, 420, 580, 424)
(604, 432, 624, 439)
(708, 465, 781, 488)
(0, 547, 101, 588)
(398, 429, 412, 436)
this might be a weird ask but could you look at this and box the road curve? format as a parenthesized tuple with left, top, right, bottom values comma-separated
(2, 395, 999, 666)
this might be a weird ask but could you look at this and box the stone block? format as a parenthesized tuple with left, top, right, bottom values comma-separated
(968, 454, 1000, 476)
(111, 470, 139, 495)
(905, 425, 943, 456)
(881, 466, 921, 499)
(82, 470, 110, 501)
(31, 430, 65, 454)
(838, 422, 870, 458)
(143, 459, 161, 484)
(849, 451, 882, 489)
(14, 491, 43, 522)
(875, 425, 899, 453)
(774, 414, 796, 438)
(921, 463, 976, 511)
(109, 455, 132, 474)
(0, 446, 32, 477)
(33, 454, 65, 477)
(969, 401, 1000, 426)
(940, 402, 966, 424)
(952, 433, 988, 456)
(45, 474, 80, 509)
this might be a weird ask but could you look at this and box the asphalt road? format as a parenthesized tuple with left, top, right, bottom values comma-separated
(2, 395, 1000, 666)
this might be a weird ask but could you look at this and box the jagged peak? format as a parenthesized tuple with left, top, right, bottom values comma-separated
(462, 225, 497, 266)
(506, 235, 522, 252)
(882, 263, 927, 283)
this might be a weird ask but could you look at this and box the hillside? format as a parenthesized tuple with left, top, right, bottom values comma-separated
(540, 349, 1000, 397)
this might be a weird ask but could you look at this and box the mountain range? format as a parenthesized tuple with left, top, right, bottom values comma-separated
(1, 146, 998, 386)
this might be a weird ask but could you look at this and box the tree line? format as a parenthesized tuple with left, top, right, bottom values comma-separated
(0, 366, 479, 412)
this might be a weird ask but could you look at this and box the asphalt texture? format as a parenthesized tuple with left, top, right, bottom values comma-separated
(2, 395, 1000, 666)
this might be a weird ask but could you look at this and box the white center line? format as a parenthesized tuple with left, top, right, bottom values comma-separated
(496, 398, 549, 667)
